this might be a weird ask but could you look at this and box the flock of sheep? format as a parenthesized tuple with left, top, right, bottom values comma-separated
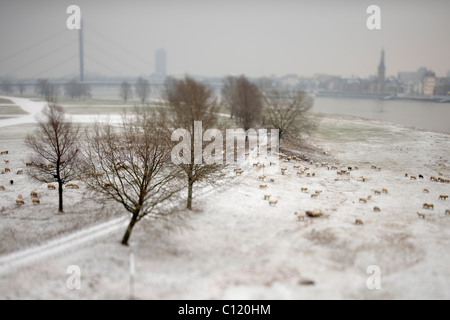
(230, 151, 449, 225)
(0, 150, 80, 207)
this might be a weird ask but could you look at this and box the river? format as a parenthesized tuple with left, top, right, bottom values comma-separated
(312, 97, 450, 134)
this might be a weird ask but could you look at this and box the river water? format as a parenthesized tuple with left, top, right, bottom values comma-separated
(312, 97, 450, 134)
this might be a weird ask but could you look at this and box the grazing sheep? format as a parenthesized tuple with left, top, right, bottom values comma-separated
(382, 188, 389, 194)
(25, 162, 33, 167)
(417, 212, 426, 219)
(430, 176, 438, 182)
(374, 190, 381, 195)
(269, 200, 278, 206)
(32, 198, 40, 205)
(405, 173, 408, 177)
(259, 184, 268, 189)
(1, 169, 4, 174)
(423, 188, 430, 193)
(445, 209, 450, 216)
(253, 162, 260, 167)
(17, 194, 22, 199)
(0, 150, 8, 155)
(264, 194, 271, 200)
(311, 193, 319, 198)
(371, 165, 377, 170)
(373, 206, 381, 212)
(219, 173, 226, 177)
(439, 172, 443, 176)
(423, 203, 434, 210)
(315, 190, 323, 194)
(16, 169, 23, 175)
(439, 195, 448, 200)
(4, 159, 9, 164)
(30, 190, 38, 198)
(419, 175, 424, 179)
(66, 183, 80, 189)
(301, 187, 308, 193)
(359, 198, 367, 204)
(235, 169, 243, 176)
(367, 195, 372, 201)
(269, 162, 277, 166)
(16, 199, 25, 205)
(410, 176, 417, 180)
(0, 185, 4, 191)
(296, 212, 305, 221)
(5, 168, 10, 173)
(258, 175, 266, 181)
(355, 219, 364, 225)
(48, 184, 56, 190)
(361, 177, 367, 182)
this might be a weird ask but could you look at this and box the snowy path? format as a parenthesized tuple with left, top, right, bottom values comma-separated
(0, 217, 128, 276)
(0, 96, 47, 128)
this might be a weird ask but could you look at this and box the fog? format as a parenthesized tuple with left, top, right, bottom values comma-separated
(0, 0, 449, 79)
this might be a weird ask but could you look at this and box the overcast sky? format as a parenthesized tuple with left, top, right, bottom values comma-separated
(0, 0, 449, 79)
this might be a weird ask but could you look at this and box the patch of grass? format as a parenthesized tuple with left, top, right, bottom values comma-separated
(0, 98, 13, 104)
(0, 105, 28, 115)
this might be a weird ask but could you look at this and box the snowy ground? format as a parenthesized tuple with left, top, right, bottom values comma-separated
(0, 98, 449, 300)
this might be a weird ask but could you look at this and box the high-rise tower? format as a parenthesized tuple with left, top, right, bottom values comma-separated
(377, 49, 385, 94)
(155, 49, 167, 78)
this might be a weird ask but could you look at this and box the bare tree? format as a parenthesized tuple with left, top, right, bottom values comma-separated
(25, 104, 81, 213)
(119, 81, 133, 103)
(35, 79, 60, 102)
(221, 76, 238, 119)
(233, 76, 263, 133)
(64, 79, 91, 100)
(81, 108, 185, 246)
(1, 80, 13, 95)
(164, 76, 223, 210)
(135, 77, 150, 105)
(16, 81, 26, 96)
(262, 87, 314, 143)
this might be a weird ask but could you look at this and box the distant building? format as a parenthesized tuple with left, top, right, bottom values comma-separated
(423, 71, 436, 97)
(377, 49, 386, 94)
(155, 49, 167, 77)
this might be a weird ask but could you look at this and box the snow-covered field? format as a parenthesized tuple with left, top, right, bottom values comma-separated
(0, 98, 449, 300)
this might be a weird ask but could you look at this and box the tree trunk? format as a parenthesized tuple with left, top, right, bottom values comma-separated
(187, 178, 194, 210)
(58, 181, 64, 213)
(122, 216, 138, 246)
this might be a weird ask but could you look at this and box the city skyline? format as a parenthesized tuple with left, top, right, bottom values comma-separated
(0, 0, 449, 79)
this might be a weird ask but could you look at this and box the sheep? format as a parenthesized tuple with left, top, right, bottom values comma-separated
(430, 176, 438, 182)
(5, 168, 10, 173)
(268, 200, 278, 206)
(219, 173, 226, 177)
(296, 171, 303, 176)
(359, 198, 367, 204)
(296, 213, 305, 221)
(423, 203, 434, 210)
(66, 183, 80, 189)
(269, 178, 275, 183)
(235, 169, 244, 176)
(423, 188, 430, 193)
(311, 193, 319, 198)
(25, 162, 33, 167)
(367, 195, 372, 201)
(439, 195, 448, 200)
(16, 168, 23, 175)
(417, 212, 426, 219)
(355, 219, 364, 225)
(48, 184, 56, 190)
(4, 159, 9, 164)
(361, 177, 367, 182)
(371, 165, 377, 170)
(300, 187, 308, 193)
(258, 175, 266, 181)
(0, 150, 8, 155)
(269, 162, 277, 166)
(410, 176, 417, 180)
(253, 162, 260, 167)
(382, 188, 389, 194)
(259, 184, 268, 189)
(439, 172, 444, 176)
(445, 209, 450, 216)
(30, 190, 38, 198)
(16, 199, 25, 205)
(374, 190, 381, 195)
(1, 169, 4, 174)
(373, 206, 381, 212)
(315, 190, 323, 194)
(9, 180, 13, 185)
(419, 175, 424, 179)
(32, 198, 40, 205)
(17, 194, 22, 199)
(405, 173, 408, 177)
(263, 194, 271, 200)
(0, 185, 4, 191)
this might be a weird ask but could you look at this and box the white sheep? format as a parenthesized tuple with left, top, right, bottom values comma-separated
(32, 198, 40, 205)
